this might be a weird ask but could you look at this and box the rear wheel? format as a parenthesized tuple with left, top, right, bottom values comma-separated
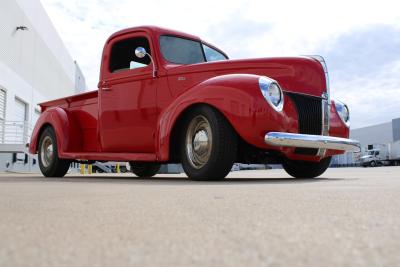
(180, 106, 237, 181)
(282, 157, 331, 178)
(130, 162, 160, 177)
(38, 126, 70, 177)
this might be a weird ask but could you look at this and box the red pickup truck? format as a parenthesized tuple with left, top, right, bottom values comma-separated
(29, 26, 360, 180)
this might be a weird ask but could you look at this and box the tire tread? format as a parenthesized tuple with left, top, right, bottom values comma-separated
(282, 157, 331, 178)
(180, 106, 237, 180)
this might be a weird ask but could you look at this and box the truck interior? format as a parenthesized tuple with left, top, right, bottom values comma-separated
(109, 36, 151, 73)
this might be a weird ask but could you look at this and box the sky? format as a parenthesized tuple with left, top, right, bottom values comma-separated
(40, 0, 400, 129)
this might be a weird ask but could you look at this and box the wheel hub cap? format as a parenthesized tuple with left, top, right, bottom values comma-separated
(186, 115, 212, 169)
(40, 136, 54, 168)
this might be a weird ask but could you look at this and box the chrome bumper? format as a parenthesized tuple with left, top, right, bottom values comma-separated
(265, 132, 361, 152)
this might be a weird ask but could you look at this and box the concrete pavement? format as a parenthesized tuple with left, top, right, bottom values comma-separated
(0, 167, 400, 266)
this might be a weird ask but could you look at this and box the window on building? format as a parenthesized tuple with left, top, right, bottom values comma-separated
(109, 37, 151, 73)
(0, 88, 6, 143)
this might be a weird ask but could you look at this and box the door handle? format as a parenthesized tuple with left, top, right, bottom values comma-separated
(99, 81, 111, 91)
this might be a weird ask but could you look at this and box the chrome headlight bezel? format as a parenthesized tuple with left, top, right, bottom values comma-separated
(258, 76, 284, 112)
(334, 100, 350, 127)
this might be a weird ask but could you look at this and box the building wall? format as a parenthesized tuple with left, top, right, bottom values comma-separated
(0, 0, 77, 101)
(74, 61, 87, 93)
(0, 0, 86, 172)
(350, 121, 393, 147)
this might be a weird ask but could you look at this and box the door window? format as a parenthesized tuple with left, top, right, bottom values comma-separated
(109, 37, 151, 73)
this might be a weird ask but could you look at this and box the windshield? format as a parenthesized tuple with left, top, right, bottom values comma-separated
(159, 35, 227, 65)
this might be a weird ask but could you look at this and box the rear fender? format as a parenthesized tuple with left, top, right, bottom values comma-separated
(29, 107, 82, 156)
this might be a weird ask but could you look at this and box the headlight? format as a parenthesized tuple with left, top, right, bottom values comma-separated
(335, 100, 350, 127)
(259, 76, 284, 112)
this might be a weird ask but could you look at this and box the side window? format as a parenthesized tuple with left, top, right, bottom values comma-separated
(202, 44, 227, 62)
(109, 37, 151, 73)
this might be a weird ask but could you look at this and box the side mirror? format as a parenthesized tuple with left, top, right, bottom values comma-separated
(135, 47, 147, 59)
(134, 46, 157, 78)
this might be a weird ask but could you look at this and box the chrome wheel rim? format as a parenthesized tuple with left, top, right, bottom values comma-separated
(186, 115, 212, 169)
(40, 136, 54, 168)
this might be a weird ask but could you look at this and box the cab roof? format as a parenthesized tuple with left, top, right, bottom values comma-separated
(105, 25, 228, 59)
(106, 25, 201, 44)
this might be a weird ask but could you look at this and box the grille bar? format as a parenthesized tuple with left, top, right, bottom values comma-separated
(286, 93, 322, 155)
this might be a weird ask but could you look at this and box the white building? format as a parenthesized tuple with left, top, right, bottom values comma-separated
(350, 118, 400, 146)
(0, 0, 86, 171)
(331, 118, 400, 166)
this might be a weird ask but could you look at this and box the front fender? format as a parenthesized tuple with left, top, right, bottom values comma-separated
(156, 74, 297, 161)
(29, 107, 81, 156)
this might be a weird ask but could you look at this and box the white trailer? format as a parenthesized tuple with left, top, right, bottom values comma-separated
(360, 141, 400, 167)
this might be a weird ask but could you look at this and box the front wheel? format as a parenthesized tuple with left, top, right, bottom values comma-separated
(180, 106, 237, 181)
(282, 157, 332, 178)
(38, 126, 70, 177)
(130, 162, 160, 177)
(370, 161, 377, 167)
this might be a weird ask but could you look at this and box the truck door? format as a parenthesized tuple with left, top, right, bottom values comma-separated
(98, 33, 158, 153)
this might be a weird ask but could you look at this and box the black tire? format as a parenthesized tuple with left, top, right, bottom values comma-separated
(370, 161, 376, 167)
(180, 106, 237, 181)
(130, 162, 160, 177)
(95, 168, 104, 173)
(282, 156, 332, 178)
(38, 126, 70, 177)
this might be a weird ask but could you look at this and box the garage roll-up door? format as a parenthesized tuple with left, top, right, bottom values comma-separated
(14, 98, 28, 144)
(15, 98, 27, 122)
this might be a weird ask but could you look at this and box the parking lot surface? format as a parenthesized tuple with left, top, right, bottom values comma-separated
(1, 167, 400, 267)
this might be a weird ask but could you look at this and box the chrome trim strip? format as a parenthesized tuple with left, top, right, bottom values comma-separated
(317, 97, 330, 157)
(307, 55, 330, 101)
(307, 55, 331, 157)
(265, 132, 361, 152)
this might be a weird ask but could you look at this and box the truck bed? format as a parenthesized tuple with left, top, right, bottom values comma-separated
(40, 90, 100, 152)
(39, 90, 98, 112)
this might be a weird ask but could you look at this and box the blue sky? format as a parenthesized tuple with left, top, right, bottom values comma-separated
(41, 0, 400, 129)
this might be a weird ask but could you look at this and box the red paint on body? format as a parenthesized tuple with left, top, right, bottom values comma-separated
(29, 26, 350, 163)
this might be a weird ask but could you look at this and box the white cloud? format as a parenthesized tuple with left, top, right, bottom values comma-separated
(40, 0, 400, 128)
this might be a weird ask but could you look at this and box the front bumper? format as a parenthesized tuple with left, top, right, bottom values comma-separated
(265, 132, 361, 152)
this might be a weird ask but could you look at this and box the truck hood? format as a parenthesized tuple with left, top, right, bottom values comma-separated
(165, 57, 327, 97)
(360, 155, 372, 160)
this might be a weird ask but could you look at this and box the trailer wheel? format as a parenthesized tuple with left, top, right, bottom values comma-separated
(282, 157, 332, 178)
(180, 106, 237, 180)
(38, 126, 70, 177)
(130, 162, 160, 177)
